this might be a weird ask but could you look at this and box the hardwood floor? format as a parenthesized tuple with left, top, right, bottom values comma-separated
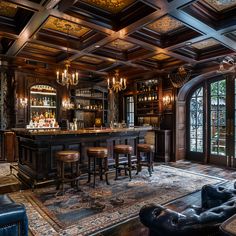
(97, 161, 236, 236)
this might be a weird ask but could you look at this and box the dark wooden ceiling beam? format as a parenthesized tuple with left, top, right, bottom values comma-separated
(6, 11, 50, 56)
(6, 0, 42, 11)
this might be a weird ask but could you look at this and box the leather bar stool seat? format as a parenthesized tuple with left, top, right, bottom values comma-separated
(114, 144, 133, 154)
(87, 147, 109, 188)
(56, 150, 80, 194)
(137, 143, 154, 176)
(114, 144, 134, 180)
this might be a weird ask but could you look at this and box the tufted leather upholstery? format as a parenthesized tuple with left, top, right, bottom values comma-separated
(114, 145, 133, 154)
(0, 194, 28, 236)
(137, 143, 154, 152)
(139, 183, 236, 236)
(56, 150, 80, 162)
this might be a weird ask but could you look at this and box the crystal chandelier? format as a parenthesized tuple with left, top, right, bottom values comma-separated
(56, 24, 79, 88)
(107, 70, 127, 93)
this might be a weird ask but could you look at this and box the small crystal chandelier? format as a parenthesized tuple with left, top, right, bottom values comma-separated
(56, 24, 79, 88)
(107, 70, 127, 93)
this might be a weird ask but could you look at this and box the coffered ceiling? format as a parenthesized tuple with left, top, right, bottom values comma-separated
(0, 0, 236, 83)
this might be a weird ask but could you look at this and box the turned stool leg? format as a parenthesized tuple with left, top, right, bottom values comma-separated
(88, 154, 91, 183)
(147, 152, 152, 176)
(93, 156, 96, 188)
(128, 153, 132, 180)
(56, 160, 60, 190)
(115, 153, 119, 180)
(99, 158, 103, 180)
(104, 157, 110, 185)
(76, 161, 80, 190)
(61, 161, 65, 194)
(136, 150, 141, 174)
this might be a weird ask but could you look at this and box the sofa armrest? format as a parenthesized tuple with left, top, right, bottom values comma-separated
(0, 203, 27, 226)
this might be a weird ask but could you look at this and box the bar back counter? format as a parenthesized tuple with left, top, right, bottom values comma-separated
(13, 127, 152, 189)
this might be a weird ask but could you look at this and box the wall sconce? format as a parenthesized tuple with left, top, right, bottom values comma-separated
(163, 95, 171, 107)
(19, 97, 28, 108)
(62, 98, 74, 110)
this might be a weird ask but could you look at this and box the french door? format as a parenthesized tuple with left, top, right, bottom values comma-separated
(188, 75, 235, 166)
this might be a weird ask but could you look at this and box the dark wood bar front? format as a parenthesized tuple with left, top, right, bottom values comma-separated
(13, 127, 152, 188)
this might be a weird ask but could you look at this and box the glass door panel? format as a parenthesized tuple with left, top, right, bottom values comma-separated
(189, 87, 204, 152)
(210, 80, 226, 156)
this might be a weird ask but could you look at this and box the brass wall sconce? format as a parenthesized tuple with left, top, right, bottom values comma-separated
(62, 98, 74, 110)
(163, 95, 171, 107)
(18, 97, 28, 108)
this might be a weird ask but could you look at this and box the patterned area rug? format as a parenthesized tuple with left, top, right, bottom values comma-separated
(10, 165, 225, 236)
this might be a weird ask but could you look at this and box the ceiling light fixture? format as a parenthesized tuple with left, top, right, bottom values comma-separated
(56, 24, 79, 89)
(107, 70, 127, 93)
(107, 40, 127, 93)
(169, 65, 192, 88)
(217, 55, 235, 74)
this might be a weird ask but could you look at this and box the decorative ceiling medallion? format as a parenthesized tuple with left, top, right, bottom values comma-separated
(146, 15, 184, 34)
(44, 16, 90, 37)
(152, 53, 171, 61)
(191, 38, 220, 49)
(0, 1, 18, 18)
(202, 0, 236, 12)
(107, 39, 136, 51)
(79, 56, 103, 64)
(81, 0, 135, 14)
(26, 43, 59, 53)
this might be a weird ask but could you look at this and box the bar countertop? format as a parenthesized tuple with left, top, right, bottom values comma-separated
(12, 126, 153, 136)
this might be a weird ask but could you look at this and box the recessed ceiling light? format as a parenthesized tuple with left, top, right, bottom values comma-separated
(185, 42, 192, 46)
(95, 45, 100, 48)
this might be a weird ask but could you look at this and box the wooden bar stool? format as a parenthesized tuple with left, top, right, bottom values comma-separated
(87, 147, 109, 188)
(136, 143, 154, 176)
(56, 150, 80, 194)
(114, 144, 133, 181)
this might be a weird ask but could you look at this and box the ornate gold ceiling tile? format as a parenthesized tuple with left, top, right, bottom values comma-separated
(152, 53, 171, 61)
(44, 16, 90, 37)
(146, 15, 184, 34)
(79, 56, 103, 64)
(202, 0, 236, 12)
(191, 38, 220, 49)
(107, 39, 136, 51)
(81, 0, 135, 13)
(0, 1, 18, 18)
(27, 43, 59, 53)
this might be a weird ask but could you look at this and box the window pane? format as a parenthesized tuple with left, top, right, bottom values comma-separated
(126, 96, 134, 127)
(210, 79, 226, 156)
(189, 87, 204, 152)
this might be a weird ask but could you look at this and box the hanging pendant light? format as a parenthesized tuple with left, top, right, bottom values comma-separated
(56, 24, 79, 88)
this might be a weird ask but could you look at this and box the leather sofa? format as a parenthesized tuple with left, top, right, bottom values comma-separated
(0, 194, 28, 236)
(139, 183, 236, 236)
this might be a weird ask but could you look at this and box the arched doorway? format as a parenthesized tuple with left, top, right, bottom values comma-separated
(176, 71, 235, 167)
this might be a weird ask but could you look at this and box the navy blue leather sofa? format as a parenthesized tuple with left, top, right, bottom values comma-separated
(0, 194, 28, 236)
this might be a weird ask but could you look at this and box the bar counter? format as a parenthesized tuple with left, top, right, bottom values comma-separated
(13, 126, 152, 188)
